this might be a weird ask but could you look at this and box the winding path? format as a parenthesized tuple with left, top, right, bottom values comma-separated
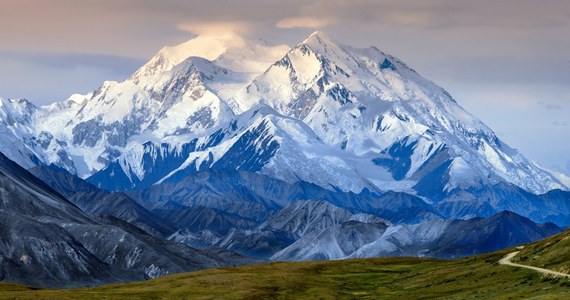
(499, 250, 570, 278)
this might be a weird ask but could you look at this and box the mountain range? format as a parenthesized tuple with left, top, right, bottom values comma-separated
(0, 31, 569, 288)
(0, 152, 258, 288)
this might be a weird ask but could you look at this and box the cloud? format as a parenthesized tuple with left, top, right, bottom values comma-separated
(177, 21, 253, 36)
(274, 0, 570, 30)
(0, 51, 144, 104)
(0, 51, 144, 72)
(552, 121, 568, 127)
(384, 11, 439, 27)
(537, 100, 566, 112)
(276, 17, 335, 29)
(538, 101, 563, 110)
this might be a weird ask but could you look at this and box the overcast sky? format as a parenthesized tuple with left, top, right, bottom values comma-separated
(0, 0, 568, 175)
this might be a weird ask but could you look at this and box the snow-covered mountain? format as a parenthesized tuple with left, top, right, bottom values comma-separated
(0, 33, 288, 178)
(0, 98, 42, 169)
(235, 31, 565, 194)
(3, 30, 570, 289)
(0, 31, 567, 212)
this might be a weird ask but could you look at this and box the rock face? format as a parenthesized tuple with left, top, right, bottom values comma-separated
(0, 152, 257, 288)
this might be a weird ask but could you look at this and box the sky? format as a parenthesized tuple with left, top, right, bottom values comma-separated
(0, 0, 569, 175)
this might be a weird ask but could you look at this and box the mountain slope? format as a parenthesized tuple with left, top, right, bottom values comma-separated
(0, 152, 257, 288)
(262, 200, 385, 239)
(367, 191, 443, 224)
(269, 200, 561, 261)
(348, 210, 561, 260)
(164, 197, 560, 261)
(426, 211, 562, 257)
(513, 229, 570, 274)
(29, 165, 175, 238)
(0, 211, 115, 288)
(0, 151, 92, 224)
(0, 152, 114, 287)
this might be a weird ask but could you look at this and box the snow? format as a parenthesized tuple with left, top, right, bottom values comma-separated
(348, 220, 450, 259)
(156, 90, 225, 136)
(288, 47, 322, 84)
(554, 172, 570, 190)
(144, 264, 165, 279)
(132, 32, 289, 81)
(532, 163, 570, 190)
(479, 142, 508, 174)
(0, 30, 566, 195)
(273, 229, 347, 261)
(445, 157, 482, 191)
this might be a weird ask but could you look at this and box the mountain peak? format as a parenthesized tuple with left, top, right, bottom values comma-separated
(306, 31, 334, 42)
(131, 34, 242, 80)
(163, 33, 247, 62)
(133, 33, 289, 81)
(302, 31, 340, 49)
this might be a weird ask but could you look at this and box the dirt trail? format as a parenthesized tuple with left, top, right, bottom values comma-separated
(499, 250, 570, 278)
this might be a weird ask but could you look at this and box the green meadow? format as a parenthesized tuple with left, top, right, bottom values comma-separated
(2, 231, 569, 299)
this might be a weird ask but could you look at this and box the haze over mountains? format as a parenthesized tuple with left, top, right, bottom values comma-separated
(0, 31, 568, 288)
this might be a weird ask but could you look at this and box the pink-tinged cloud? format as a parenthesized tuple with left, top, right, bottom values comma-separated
(177, 21, 254, 36)
(276, 17, 335, 29)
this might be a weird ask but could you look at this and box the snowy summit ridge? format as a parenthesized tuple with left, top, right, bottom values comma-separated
(0, 31, 566, 196)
